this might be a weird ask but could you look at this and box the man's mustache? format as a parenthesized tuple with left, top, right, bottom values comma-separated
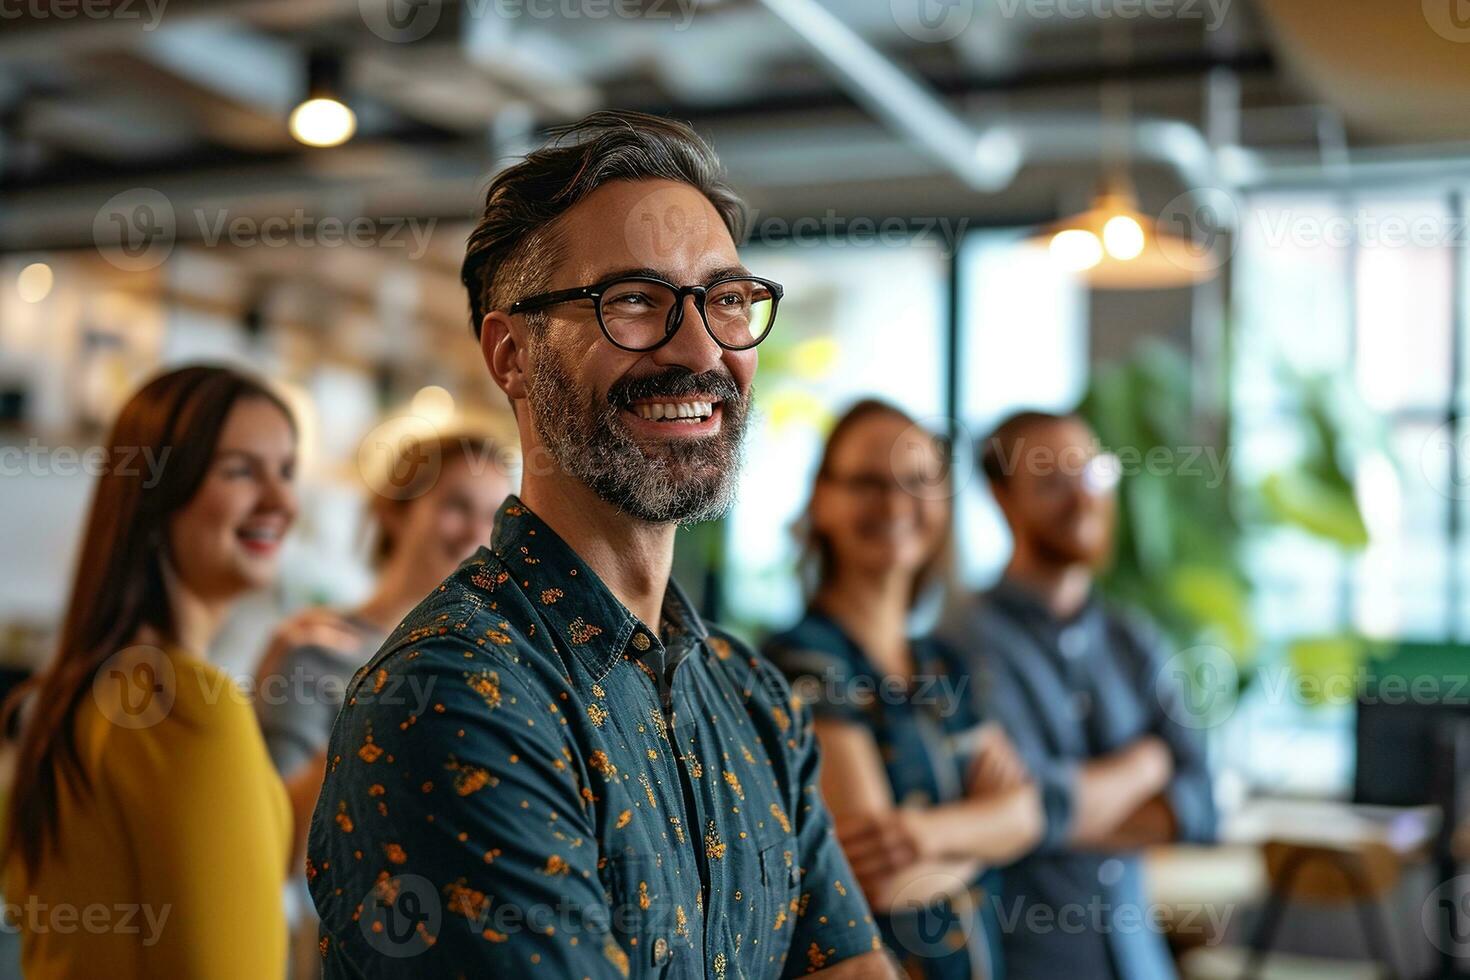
(607, 369, 741, 408)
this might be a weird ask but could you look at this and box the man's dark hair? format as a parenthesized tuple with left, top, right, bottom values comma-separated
(459, 110, 747, 339)
(978, 409, 1081, 486)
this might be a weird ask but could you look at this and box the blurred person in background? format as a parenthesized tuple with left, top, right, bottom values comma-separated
(939, 411, 1216, 980)
(765, 400, 1043, 980)
(253, 430, 510, 977)
(1, 364, 297, 979)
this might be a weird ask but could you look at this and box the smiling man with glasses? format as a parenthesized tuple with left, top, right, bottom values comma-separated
(307, 111, 894, 978)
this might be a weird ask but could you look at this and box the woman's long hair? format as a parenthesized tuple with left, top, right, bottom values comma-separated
(2, 365, 294, 876)
(796, 399, 954, 610)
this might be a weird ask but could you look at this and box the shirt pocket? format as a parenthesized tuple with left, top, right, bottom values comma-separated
(607, 852, 679, 979)
(732, 834, 801, 972)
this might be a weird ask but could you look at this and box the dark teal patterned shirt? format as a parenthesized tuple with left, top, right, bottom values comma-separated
(307, 496, 882, 978)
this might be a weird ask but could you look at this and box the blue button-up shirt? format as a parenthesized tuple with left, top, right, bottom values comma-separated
(308, 497, 882, 978)
(939, 580, 1216, 980)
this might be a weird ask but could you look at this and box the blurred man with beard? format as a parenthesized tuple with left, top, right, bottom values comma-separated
(307, 111, 894, 979)
(939, 411, 1215, 980)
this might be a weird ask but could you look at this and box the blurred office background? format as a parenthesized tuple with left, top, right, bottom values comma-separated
(4, 0, 1470, 976)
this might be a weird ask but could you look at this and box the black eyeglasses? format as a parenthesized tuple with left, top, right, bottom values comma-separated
(507, 274, 783, 352)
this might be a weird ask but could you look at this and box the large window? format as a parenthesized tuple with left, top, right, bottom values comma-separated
(1233, 190, 1469, 644)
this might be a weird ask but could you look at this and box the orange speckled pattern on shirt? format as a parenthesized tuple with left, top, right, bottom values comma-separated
(307, 496, 881, 978)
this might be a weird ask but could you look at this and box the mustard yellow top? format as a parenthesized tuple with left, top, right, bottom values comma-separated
(4, 650, 291, 979)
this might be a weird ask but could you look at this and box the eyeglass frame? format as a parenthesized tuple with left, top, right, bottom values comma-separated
(505, 273, 784, 353)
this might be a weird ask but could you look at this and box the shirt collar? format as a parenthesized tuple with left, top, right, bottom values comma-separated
(989, 574, 1100, 628)
(489, 495, 707, 680)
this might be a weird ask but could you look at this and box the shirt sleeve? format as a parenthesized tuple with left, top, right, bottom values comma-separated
(974, 656, 1077, 852)
(255, 643, 346, 776)
(308, 639, 626, 979)
(1119, 616, 1218, 844)
(753, 658, 883, 977)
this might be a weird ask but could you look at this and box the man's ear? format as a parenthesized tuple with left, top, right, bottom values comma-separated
(481, 311, 528, 403)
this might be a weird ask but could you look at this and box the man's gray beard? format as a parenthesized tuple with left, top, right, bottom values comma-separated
(526, 352, 747, 526)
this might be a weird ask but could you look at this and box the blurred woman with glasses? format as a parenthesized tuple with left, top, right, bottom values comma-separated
(764, 399, 1044, 980)
(2, 365, 298, 978)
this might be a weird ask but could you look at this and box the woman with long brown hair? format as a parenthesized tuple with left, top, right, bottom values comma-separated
(764, 399, 1044, 980)
(3, 365, 298, 978)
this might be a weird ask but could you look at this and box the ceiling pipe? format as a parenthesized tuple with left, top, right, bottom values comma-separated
(757, 0, 1231, 195)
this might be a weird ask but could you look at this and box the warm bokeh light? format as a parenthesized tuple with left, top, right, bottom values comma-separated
(411, 385, 455, 425)
(1049, 229, 1103, 271)
(1102, 214, 1146, 261)
(288, 97, 356, 148)
(17, 262, 54, 303)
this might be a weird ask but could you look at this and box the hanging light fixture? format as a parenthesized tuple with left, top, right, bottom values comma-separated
(1029, 21, 1219, 289)
(1030, 176, 1218, 288)
(289, 49, 356, 148)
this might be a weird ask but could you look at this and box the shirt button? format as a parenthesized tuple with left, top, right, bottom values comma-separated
(632, 632, 651, 651)
(1059, 626, 1088, 659)
(653, 936, 670, 963)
